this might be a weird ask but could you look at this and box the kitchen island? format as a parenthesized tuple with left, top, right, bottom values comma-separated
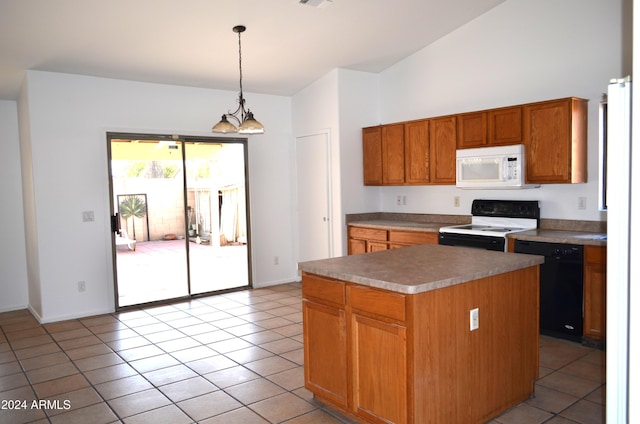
(298, 244, 544, 424)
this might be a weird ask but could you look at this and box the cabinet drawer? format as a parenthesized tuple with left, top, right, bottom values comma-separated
(302, 273, 346, 306)
(388, 230, 437, 245)
(348, 227, 388, 241)
(348, 285, 406, 322)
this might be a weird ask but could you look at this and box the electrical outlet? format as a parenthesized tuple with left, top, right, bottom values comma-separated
(397, 195, 402, 206)
(274, 256, 279, 265)
(78, 281, 86, 292)
(578, 197, 587, 210)
(454, 196, 460, 207)
(470, 308, 479, 331)
(402, 195, 407, 206)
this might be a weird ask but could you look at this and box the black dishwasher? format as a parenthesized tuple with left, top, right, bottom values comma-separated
(514, 240, 584, 342)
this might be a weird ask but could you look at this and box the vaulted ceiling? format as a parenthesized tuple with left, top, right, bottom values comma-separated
(0, 0, 505, 100)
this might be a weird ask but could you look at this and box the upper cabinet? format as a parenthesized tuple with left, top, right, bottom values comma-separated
(457, 107, 523, 148)
(381, 124, 405, 185)
(362, 118, 456, 186)
(523, 98, 588, 184)
(489, 106, 523, 145)
(362, 126, 383, 185)
(362, 97, 587, 186)
(429, 116, 457, 184)
(457, 112, 487, 148)
(404, 120, 430, 184)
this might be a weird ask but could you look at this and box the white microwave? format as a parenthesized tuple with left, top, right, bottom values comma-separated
(456, 144, 539, 189)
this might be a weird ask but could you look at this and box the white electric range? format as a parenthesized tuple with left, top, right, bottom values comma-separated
(439, 199, 540, 251)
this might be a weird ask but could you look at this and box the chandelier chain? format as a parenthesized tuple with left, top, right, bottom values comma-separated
(237, 28, 244, 109)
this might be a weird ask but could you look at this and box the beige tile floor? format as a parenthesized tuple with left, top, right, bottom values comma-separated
(0, 283, 605, 424)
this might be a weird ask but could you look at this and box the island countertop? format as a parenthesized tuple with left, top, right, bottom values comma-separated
(298, 244, 544, 294)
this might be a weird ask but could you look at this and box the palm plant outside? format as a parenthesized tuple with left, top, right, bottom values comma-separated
(119, 195, 147, 240)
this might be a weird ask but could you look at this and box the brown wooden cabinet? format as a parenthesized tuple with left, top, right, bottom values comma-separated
(362, 123, 408, 186)
(523, 98, 588, 184)
(363, 126, 383, 185)
(363, 97, 587, 186)
(404, 120, 430, 184)
(489, 106, 523, 145)
(389, 230, 438, 249)
(302, 266, 539, 424)
(382, 123, 406, 185)
(457, 111, 488, 148)
(348, 226, 388, 254)
(348, 225, 438, 255)
(350, 285, 408, 423)
(302, 275, 348, 407)
(584, 245, 606, 340)
(429, 115, 457, 184)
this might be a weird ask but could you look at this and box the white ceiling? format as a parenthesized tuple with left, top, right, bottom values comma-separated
(0, 0, 505, 100)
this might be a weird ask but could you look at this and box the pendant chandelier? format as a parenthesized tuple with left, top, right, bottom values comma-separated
(212, 25, 264, 135)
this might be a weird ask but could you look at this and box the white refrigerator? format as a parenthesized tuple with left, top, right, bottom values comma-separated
(606, 76, 636, 423)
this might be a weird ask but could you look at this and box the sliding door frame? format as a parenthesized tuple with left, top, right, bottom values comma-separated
(106, 132, 252, 311)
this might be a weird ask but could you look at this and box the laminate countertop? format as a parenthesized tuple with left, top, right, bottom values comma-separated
(298, 244, 544, 295)
(347, 220, 452, 232)
(348, 220, 607, 247)
(508, 229, 607, 247)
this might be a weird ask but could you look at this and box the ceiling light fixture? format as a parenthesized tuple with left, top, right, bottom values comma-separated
(212, 25, 264, 135)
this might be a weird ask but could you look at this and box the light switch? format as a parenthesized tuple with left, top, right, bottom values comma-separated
(82, 211, 95, 222)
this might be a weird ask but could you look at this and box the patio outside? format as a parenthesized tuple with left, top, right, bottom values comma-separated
(115, 239, 248, 307)
(110, 138, 249, 307)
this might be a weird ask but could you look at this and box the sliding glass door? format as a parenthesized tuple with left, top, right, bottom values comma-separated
(108, 134, 250, 308)
(184, 142, 249, 295)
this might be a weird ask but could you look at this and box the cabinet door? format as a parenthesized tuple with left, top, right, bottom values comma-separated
(351, 314, 407, 424)
(382, 124, 405, 185)
(430, 116, 457, 184)
(523, 98, 587, 183)
(489, 106, 522, 145)
(348, 238, 367, 255)
(303, 300, 348, 407)
(404, 120, 430, 184)
(363, 127, 382, 185)
(584, 246, 606, 339)
(457, 112, 488, 148)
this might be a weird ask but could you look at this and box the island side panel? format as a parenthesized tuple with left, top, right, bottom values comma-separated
(411, 266, 540, 423)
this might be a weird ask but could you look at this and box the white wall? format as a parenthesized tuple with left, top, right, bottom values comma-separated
(0, 100, 29, 312)
(292, 69, 380, 258)
(376, 0, 627, 221)
(4, 0, 629, 320)
(19, 70, 295, 322)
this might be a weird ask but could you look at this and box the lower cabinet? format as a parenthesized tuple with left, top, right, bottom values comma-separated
(348, 225, 438, 255)
(389, 230, 438, 249)
(302, 267, 539, 424)
(302, 275, 348, 407)
(350, 284, 408, 424)
(352, 313, 407, 424)
(348, 226, 388, 254)
(584, 245, 607, 340)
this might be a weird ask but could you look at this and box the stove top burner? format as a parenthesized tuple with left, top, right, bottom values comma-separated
(452, 224, 526, 233)
(438, 200, 540, 252)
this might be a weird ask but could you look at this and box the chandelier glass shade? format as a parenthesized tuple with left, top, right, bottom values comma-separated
(212, 25, 264, 135)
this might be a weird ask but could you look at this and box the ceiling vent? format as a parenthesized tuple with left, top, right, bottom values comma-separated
(299, 0, 333, 8)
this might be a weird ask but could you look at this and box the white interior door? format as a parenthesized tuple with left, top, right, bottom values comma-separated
(296, 133, 332, 262)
